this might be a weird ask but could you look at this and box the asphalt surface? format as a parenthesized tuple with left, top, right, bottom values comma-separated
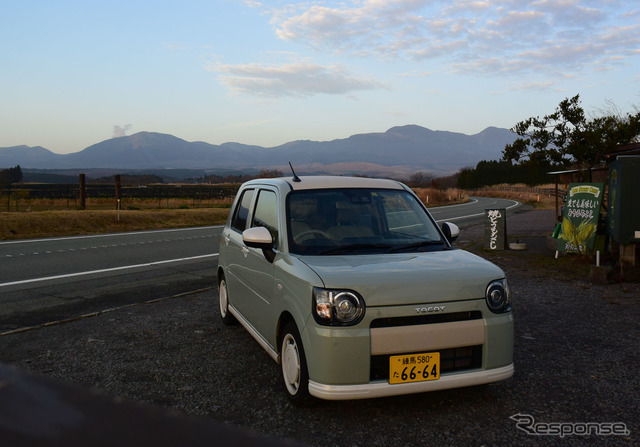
(429, 196, 521, 225)
(0, 227, 221, 331)
(0, 197, 520, 332)
(1, 209, 638, 446)
(0, 227, 221, 284)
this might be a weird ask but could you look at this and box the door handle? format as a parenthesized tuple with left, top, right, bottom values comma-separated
(241, 246, 250, 256)
(223, 234, 230, 245)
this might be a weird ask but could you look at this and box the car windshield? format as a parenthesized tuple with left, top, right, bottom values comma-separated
(286, 188, 446, 255)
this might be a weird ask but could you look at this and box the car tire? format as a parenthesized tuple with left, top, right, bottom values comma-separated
(218, 276, 237, 326)
(280, 321, 310, 404)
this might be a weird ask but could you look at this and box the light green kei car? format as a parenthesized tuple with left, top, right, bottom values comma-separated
(217, 176, 513, 402)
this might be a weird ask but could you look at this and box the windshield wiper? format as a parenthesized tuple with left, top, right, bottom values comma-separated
(389, 240, 445, 253)
(318, 243, 394, 255)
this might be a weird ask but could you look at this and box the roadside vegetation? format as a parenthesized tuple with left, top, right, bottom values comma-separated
(0, 208, 231, 241)
(470, 184, 557, 209)
(0, 189, 471, 241)
(458, 95, 640, 187)
(0, 184, 552, 241)
(0, 197, 233, 240)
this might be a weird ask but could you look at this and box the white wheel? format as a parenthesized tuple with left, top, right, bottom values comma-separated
(280, 322, 309, 403)
(282, 333, 301, 394)
(218, 277, 236, 325)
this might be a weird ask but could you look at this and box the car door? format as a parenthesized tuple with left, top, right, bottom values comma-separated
(240, 188, 279, 342)
(222, 187, 256, 319)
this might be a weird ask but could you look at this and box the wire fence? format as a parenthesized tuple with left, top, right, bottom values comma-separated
(476, 184, 567, 200)
(1, 184, 240, 211)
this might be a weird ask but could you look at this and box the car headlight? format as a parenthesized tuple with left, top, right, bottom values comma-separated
(312, 287, 365, 326)
(486, 279, 511, 313)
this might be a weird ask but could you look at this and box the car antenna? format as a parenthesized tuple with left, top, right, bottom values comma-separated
(289, 162, 301, 182)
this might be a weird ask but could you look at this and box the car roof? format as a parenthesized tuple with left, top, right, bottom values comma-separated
(243, 176, 407, 191)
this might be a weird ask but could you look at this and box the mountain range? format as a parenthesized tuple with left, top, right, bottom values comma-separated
(0, 125, 517, 177)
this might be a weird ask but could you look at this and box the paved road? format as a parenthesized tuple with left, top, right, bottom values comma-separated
(429, 196, 521, 225)
(0, 227, 223, 330)
(0, 197, 521, 330)
(0, 227, 221, 286)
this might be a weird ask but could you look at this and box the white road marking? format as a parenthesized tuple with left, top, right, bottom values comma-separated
(434, 200, 520, 223)
(0, 226, 224, 246)
(0, 254, 219, 288)
(2, 234, 216, 258)
(428, 198, 479, 211)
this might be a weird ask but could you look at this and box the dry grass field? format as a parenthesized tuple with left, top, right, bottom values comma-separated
(471, 183, 559, 209)
(412, 187, 467, 206)
(0, 185, 560, 241)
(2, 196, 235, 212)
(0, 208, 231, 240)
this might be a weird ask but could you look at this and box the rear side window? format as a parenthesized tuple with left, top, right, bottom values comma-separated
(231, 189, 254, 232)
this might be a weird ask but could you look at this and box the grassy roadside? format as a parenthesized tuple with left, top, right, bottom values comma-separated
(470, 184, 558, 210)
(1, 187, 468, 241)
(0, 208, 231, 241)
(0, 184, 555, 241)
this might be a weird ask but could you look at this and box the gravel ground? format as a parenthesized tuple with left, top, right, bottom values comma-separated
(1, 209, 639, 446)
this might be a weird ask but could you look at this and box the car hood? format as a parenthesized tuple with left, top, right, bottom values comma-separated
(298, 249, 504, 307)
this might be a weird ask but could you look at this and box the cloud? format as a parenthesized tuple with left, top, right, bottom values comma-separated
(271, 0, 430, 56)
(162, 42, 191, 52)
(508, 80, 559, 91)
(113, 125, 132, 138)
(410, 40, 468, 59)
(209, 60, 387, 98)
(266, 0, 640, 77)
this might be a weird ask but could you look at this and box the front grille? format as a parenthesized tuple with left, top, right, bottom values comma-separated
(370, 345, 483, 381)
(370, 311, 482, 328)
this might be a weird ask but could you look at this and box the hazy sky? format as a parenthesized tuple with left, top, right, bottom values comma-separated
(2, 0, 639, 154)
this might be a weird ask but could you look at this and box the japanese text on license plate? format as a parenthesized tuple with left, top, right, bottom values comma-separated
(389, 352, 440, 384)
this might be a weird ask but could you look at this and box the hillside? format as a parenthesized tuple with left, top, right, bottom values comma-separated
(0, 125, 517, 176)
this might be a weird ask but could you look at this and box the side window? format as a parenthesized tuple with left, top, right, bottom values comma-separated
(251, 190, 279, 247)
(231, 189, 255, 233)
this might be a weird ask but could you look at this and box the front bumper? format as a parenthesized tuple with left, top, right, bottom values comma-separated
(300, 298, 513, 399)
(309, 364, 514, 400)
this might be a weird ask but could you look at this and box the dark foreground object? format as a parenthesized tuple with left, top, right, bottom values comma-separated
(0, 363, 295, 447)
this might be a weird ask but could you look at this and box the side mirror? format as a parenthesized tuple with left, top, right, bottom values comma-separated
(441, 222, 460, 244)
(242, 227, 273, 249)
(242, 227, 276, 262)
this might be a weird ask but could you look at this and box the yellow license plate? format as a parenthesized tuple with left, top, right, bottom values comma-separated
(389, 352, 440, 384)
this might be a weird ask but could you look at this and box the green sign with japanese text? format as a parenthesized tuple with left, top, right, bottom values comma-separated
(558, 183, 604, 254)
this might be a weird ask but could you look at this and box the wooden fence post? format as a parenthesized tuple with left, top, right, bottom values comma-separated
(115, 175, 122, 209)
(79, 174, 86, 210)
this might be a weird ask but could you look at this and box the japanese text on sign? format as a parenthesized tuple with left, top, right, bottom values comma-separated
(488, 209, 502, 250)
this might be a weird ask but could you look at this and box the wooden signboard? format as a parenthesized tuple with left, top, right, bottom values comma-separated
(485, 209, 507, 251)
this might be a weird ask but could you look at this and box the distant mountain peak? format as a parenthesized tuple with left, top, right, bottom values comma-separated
(1, 125, 517, 175)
